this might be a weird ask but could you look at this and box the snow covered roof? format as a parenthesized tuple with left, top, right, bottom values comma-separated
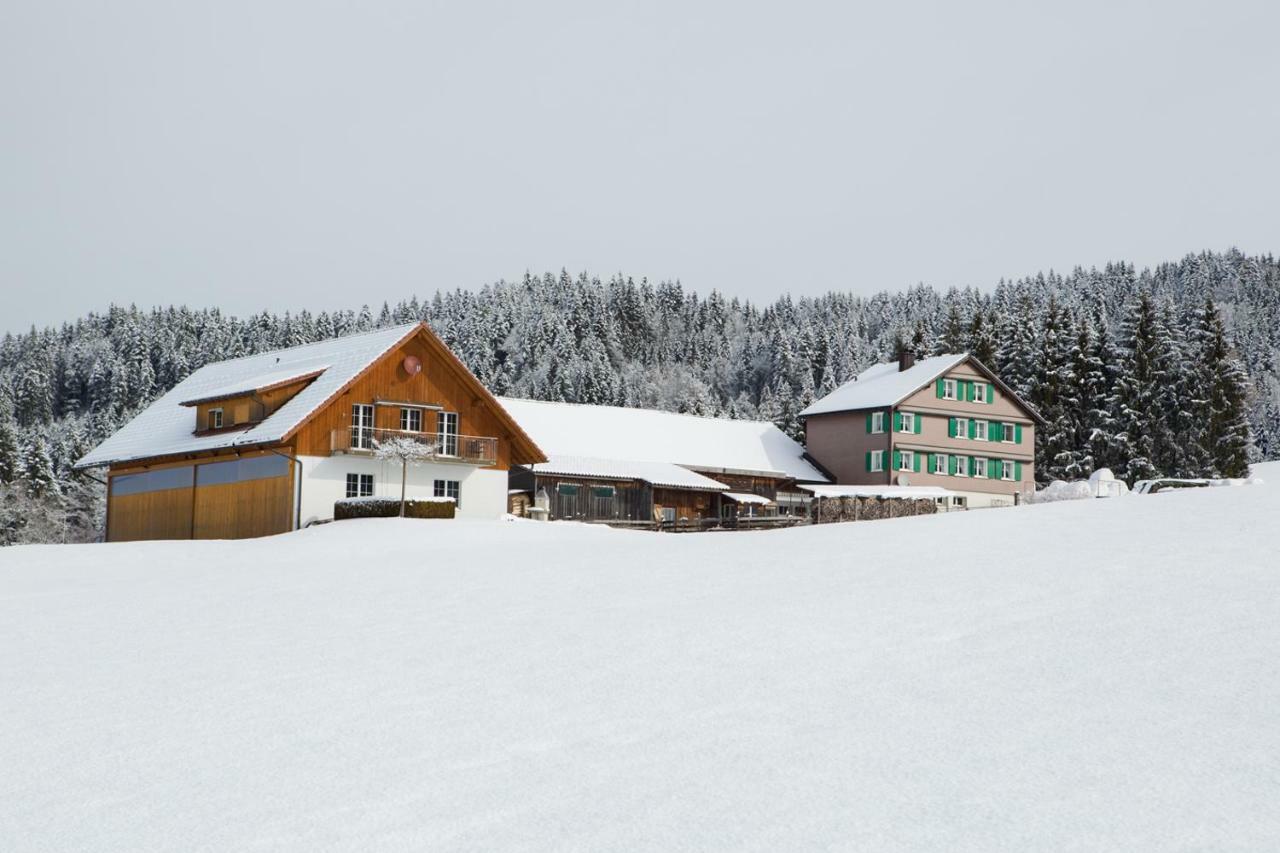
(178, 366, 330, 406)
(77, 324, 422, 468)
(799, 484, 953, 499)
(530, 454, 729, 491)
(722, 491, 773, 505)
(496, 397, 828, 482)
(799, 354, 968, 417)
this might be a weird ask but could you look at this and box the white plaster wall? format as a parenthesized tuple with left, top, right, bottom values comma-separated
(298, 455, 509, 524)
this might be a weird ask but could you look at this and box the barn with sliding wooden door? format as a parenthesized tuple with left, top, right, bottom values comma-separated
(78, 322, 545, 541)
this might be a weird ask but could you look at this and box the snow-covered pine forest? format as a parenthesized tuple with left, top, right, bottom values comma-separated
(0, 249, 1272, 545)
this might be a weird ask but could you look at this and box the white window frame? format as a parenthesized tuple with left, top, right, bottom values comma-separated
(1002, 460, 1015, 481)
(954, 455, 968, 477)
(869, 449, 884, 472)
(942, 378, 957, 400)
(933, 453, 947, 474)
(1002, 424, 1017, 444)
(400, 408, 422, 432)
(975, 420, 988, 441)
(899, 450, 914, 471)
(207, 408, 223, 430)
(870, 411, 885, 434)
(974, 382, 988, 403)
(346, 472, 373, 498)
(437, 411, 459, 456)
(974, 458, 988, 479)
(351, 403, 374, 450)
(955, 417, 969, 440)
(434, 478, 460, 508)
(900, 412, 915, 433)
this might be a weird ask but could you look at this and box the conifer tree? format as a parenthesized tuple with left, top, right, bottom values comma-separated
(1193, 298, 1253, 477)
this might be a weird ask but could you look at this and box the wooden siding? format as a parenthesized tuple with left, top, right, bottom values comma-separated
(191, 378, 312, 433)
(107, 484, 194, 542)
(291, 331, 526, 469)
(192, 475, 293, 540)
(653, 488, 716, 522)
(106, 448, 295, 542)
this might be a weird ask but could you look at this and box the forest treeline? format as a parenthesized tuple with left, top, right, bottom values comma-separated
(0, 248, 1273, 544)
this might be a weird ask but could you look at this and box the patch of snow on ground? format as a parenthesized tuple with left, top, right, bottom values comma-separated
(2, 463, 1278, 851)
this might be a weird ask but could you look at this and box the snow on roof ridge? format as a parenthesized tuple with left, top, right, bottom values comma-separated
(799, 352, 969, 417)
(497, 395, 780, 428)
(192, 321, 421, 367)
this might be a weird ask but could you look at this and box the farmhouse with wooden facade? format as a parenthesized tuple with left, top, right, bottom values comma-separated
(498, 397, 829, 525)
(75, 323, 545, 541)
(801, 352, 1043, 508)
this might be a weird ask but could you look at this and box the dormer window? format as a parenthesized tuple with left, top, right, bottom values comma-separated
(208, 408, 223, 430)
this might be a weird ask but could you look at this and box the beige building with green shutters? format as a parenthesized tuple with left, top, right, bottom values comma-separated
(801, 352, 1043, 508)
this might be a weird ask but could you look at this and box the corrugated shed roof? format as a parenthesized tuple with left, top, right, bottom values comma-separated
(76, 324, 420, 468)
(799, 353, 968, 417)
(531, 455, 729, 490)
(496, 397, 828, 482)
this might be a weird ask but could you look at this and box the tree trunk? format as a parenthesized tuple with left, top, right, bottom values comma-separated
(400, 460, 407, 517)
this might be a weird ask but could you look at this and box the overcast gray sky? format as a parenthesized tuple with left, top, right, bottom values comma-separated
(3, 1, 1278, 333)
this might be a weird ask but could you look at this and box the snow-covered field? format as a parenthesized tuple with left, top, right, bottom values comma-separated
(3, 467, 1279, 852)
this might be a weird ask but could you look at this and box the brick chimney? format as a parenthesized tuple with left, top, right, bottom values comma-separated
(898, 351, 916, 372)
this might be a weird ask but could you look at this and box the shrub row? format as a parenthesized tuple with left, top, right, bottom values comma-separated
(334, 497, 456, 520)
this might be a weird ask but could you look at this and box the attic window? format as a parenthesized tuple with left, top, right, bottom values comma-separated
(208, 408, 223, 430)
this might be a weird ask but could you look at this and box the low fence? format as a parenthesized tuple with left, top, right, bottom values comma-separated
(589, 516, 806, 533)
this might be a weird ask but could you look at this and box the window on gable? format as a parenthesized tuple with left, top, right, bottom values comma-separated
(207, 408, 223, 430)
(943, 378, 957, 400)
(900, 412, 915, 433)
(974, 383, 988, 403)
(400, 408, 422, 432)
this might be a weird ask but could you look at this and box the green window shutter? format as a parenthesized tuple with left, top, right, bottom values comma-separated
(968, 419, 977, 439)
(1015, 461, 1022, 481)
(915, 414, 923, 434)
(969, 457, 977, 476)
(936, 378, 945, 398)
(893, 449, 901, 470)
(865, 451, 872, 471)
(964, 381, 974, 402)
(865, 412, 871, 433)
(992, 421, 1003, 442)
(947, 455, 956, 475)
(1015, 423, 1023, 444)
(893, 411, 901, 432)
(948, 417, 957, 438)
(990, 457, 999, 477)
(913, 453, 921, 473)
(987, 383, 995, 404)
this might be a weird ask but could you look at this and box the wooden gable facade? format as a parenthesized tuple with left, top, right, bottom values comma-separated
(103, 323, 543, 542)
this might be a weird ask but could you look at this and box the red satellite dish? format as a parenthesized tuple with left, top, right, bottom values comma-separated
(403, 355, 422, 375)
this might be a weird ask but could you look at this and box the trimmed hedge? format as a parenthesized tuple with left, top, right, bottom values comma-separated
(334, 497, 456, 521)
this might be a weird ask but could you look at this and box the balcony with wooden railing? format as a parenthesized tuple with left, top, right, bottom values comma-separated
(329, 427, 498, 466)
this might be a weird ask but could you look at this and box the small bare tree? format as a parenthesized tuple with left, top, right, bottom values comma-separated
(373, 435, 438, 517)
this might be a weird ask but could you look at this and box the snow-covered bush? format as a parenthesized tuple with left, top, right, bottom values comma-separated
(334, 497, 455, 521)
(1027, 480, 1095, 503)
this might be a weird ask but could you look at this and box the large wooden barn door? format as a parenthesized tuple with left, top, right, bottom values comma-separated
(192, 455, 293, 539)
(107, 466, 196, 542)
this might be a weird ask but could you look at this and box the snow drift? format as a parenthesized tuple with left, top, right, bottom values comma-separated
(2, 464, 1278, 851)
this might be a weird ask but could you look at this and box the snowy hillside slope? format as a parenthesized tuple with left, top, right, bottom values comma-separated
(2, 467, 1278, 852)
